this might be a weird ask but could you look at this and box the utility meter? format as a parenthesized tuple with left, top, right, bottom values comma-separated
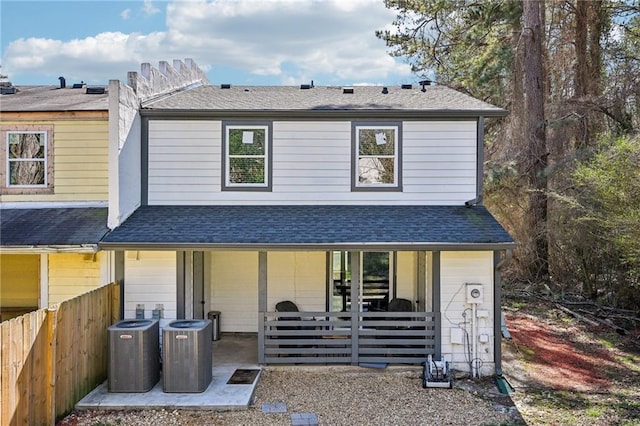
(465, 283, 484, 304)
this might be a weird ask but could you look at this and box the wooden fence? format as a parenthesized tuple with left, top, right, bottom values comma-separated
(1, 282, 120, 426)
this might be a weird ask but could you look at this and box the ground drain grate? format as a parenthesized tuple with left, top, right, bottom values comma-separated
(291, 413, 318, 426)
(262, 402, 287, 413)
(227, 368, 260, 384)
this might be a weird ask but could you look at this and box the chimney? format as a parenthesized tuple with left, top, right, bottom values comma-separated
(58, 76, 66, 89)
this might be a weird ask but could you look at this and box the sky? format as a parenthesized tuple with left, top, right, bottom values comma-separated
(0, 0, 418, 87)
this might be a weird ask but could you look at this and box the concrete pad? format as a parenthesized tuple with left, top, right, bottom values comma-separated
(291, 412, 319, 426)
(262, 402, 288, 413)
(76, 365, 260, 411)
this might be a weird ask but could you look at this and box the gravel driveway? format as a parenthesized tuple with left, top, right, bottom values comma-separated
(59, 366, 515, 425)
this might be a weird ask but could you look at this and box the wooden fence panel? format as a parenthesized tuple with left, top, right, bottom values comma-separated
(0, 282, 120, 426)
(0, 309, 53, 426)
(54, 284, 117, 420)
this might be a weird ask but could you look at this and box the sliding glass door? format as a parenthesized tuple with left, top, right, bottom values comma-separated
(330, 251, 394, 312)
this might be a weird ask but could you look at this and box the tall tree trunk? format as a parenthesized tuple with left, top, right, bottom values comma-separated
(523, 0, 549, 281)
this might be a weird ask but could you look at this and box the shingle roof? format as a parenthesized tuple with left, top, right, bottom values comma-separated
(0, 208, 109, 246)
(100, 205, 514, 250)
(0, 86, 108, 112)
(142, 85, 506, 116)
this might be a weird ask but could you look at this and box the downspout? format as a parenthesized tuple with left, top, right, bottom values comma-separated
(494, 249, 513, 376)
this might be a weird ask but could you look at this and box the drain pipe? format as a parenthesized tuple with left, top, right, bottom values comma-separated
(494, 249, 513, 377)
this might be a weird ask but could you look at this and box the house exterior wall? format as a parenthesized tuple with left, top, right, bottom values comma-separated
(47, 252, 107, 306)
(0, 254, 39, 307)
(0, 119, 109, 202)
(210, 251, 258, 332)
(266, 251, 326, 312)
(146, 120, 477, 205)
(440, 251, 495, 375)
(396, 251, 417, 303)
(123, 251, 177, 319)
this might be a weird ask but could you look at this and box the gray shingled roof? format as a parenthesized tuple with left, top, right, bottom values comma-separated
(0, 86, 108, 112)
(142, 85, 506, 116)
(0, 208, 109, 246)
(100, 205, 514, 250)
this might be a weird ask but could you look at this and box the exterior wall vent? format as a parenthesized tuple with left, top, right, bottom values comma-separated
(86, 87, 106, 94)
(343, 87, 354, 94)
(221, 83, 231, 89)
(401, 84, 412, 89)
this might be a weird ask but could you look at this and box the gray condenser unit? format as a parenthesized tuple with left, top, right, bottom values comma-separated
(162, 319, 212, 393)
(108, 319, 160, 392)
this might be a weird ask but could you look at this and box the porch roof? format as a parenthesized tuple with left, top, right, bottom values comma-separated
(0, 207, 109, 247)
(100, 205, 514, 251)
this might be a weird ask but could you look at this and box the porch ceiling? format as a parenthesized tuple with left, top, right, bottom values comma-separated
(0, 207, 109, 247)
(100, 205, 514, 251)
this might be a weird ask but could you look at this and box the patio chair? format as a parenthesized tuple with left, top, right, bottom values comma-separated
(275, 301, 316, 354)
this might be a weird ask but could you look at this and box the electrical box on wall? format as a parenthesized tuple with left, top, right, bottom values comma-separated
(450, 327, 465, 345)
(465, 283, 484, 304)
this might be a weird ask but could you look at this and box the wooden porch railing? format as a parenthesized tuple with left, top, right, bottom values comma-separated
(262, 311, 439, 365)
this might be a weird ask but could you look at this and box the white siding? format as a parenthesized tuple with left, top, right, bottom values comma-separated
(148, 121, 221, 204)
(147, 120, 477, 205)
(210, 252, 258, 332)
(440, 251, 494, 375)
(48, 252, 106, 305)
(267, 252, 326, 312)
(124, 251, 177, 319)
(396, 251, 417, 304)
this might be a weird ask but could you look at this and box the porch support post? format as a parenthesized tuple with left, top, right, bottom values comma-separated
(350, 251, 360, 365)
(494, 250, 503, 375)
(417, 251, 426, 312)
(432, 251, 441, 359)
(258, 251, 267, 364)
(176, 252, 185, 319)
(114, 251, 125, 319)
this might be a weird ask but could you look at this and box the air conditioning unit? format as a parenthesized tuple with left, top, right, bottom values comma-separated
(108, 319, 160, 392)
(465, 283, 484, 304)
(163, 319, 212, 393)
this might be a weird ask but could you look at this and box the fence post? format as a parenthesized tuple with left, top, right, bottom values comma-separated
(46, 307, 58, 425)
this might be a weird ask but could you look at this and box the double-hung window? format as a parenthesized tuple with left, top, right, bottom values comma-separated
(1, 125, 54, 194)
(352, 122, 402, 191)
(222, 122, 272, 191)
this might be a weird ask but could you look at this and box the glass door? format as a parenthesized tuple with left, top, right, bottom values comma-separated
(330, 251, 393, 312)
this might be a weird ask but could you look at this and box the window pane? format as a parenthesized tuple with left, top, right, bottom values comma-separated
(228, 129, 266, 155)
(229, 158, 265, 184)
(358, 129, 395, 156)
(8, 133, 45, 159)
(358, 157, 395, 184)
(9, 160, 45, 185)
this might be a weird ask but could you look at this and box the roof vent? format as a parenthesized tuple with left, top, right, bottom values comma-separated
(72, 83, 84, 89)
(86, 87, 105, 95)
(401, 84, 412, 89)
(220, 83, 231, 89)
(58, 76, 66, 89)
(382, 87, 388, 94)
(419, 79, 431, 92)
(300, 84, 312, 90)
(343, 87, 354, 94)
(1, 86, 17, 95)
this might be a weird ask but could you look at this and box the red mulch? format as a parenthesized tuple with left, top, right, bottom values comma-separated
(506, 312, 619, 392)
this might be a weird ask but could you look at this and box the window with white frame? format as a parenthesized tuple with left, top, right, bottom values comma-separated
(1, 125, 54, 194)
(352, 123, 401, 190)
(223, 123, 272, 190)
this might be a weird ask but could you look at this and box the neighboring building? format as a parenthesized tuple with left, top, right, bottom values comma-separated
(0, 59, 208, 321)
(101, 78, 514, 376)
(0, 81, 111, 319)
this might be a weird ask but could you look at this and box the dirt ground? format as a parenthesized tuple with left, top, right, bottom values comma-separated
(499, 298, 640, 425)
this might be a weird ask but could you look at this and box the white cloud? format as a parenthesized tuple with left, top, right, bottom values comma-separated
(1, 0, 412, 85)
(143, 0, 161, 16)
(121, 8, 131, 20)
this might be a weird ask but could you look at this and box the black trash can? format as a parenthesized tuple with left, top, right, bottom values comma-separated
(207, 310, 221, 341)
